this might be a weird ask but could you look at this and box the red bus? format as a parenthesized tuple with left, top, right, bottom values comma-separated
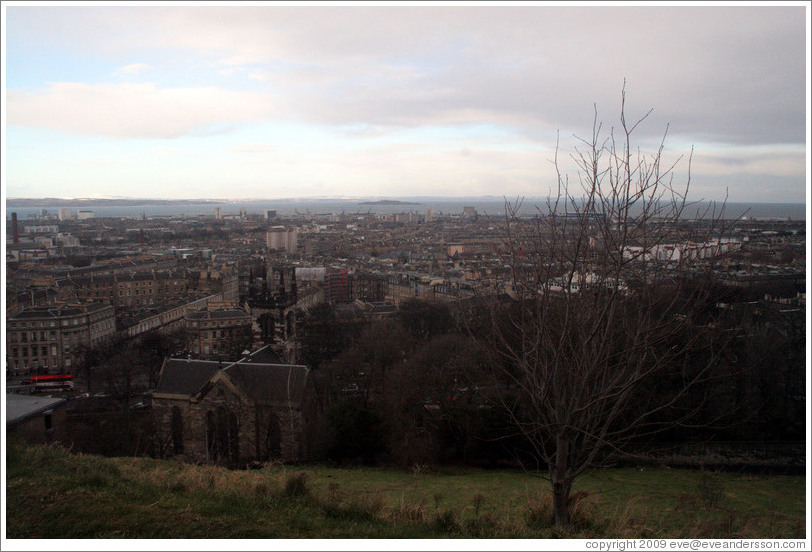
(31, 374, 74, 392)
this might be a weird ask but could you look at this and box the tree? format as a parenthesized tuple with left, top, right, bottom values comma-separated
(397, 298, 455, 340)
(382, 333, 482, 466)
(481, 86, 731, 529)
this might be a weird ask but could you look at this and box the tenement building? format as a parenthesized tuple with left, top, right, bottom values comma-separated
(184, 306, 253, 359)
(6, 302, 116, 375)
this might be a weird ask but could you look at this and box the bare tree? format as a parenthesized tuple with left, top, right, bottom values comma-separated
(481, 86, 732, 529)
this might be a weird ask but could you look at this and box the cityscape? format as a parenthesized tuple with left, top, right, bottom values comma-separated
(2, 2, 809, 549)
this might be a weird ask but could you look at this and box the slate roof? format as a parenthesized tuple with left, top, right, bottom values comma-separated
(225, 362, 309, 404)
(154, 353, 308, 405)
(186, 307, 249, 321)
(8, 303, 112, 320)
(155, 359, 222, 396)
(243, 345, 284, 364)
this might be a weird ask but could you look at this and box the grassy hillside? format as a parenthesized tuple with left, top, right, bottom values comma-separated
(5, 441, 806, 539)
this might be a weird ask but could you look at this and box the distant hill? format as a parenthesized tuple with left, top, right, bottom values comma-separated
(358, 200, 422, 206)
(6, 198, 224, 207)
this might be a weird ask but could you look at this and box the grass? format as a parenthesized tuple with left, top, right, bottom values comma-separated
(5, 441, 807, 539)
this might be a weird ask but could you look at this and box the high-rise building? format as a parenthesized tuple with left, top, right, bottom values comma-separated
(325, 267, 352, 304)
(266, 226, 298, 253)
(58, 208, 76, 221)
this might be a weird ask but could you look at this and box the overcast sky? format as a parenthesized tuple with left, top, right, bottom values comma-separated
(2, 2, 808, 203)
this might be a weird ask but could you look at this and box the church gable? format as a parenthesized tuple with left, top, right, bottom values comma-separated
(152, 356, 307, 465)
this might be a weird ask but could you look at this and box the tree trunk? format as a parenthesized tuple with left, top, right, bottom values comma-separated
(552, 478, 572, 530)
(552, 434, 573, 530)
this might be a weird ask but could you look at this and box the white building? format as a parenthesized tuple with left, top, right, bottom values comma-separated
(58, 208, 76, 221)
(266, 226, 298, 253)
(622, 239, 742, 263)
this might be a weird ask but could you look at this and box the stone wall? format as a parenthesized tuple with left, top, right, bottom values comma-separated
(153, 378, 304, 465)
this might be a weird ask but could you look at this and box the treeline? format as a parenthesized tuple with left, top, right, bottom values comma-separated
(297, 289, 805, 468)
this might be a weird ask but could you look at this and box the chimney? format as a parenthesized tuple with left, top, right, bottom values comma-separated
(12, 212, 19, 244)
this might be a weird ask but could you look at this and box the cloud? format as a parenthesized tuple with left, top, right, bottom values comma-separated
(7, 6, 805, 147)
(7, 82, 279, 139)
(114, 63, 151, 77)
(227, 143, 277, 154)
(4, 5, 806, 202)
(247, 70, 272, 81)
(691, 147, 806, 178)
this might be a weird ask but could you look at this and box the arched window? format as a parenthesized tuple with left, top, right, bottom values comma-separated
(206, 411, 217, 461)
(171, 407, 184, 455)
(261, 410, 282, 460)
(208, 406, 240, 465)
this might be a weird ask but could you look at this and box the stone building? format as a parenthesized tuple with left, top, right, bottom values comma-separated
(184, 306, 253, 359)
(5, 302, 116, 375)
(68, 270, 189, 308)
(6, 394, 68, 445)
(152, 350, 309, 465)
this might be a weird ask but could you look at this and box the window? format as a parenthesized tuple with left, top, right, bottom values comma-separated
(171, 407, 184, 455)
(42, 346, 48, 357)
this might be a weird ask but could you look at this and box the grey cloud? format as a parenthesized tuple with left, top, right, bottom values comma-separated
(8, 6, 806, 148)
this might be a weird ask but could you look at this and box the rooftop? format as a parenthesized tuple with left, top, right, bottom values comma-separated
(6, 394, 67, 426)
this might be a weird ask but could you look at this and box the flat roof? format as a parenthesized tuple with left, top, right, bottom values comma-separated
(6, 394, 67, 426)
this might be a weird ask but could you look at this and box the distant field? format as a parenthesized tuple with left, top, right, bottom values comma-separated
(5, 441, 806, 539)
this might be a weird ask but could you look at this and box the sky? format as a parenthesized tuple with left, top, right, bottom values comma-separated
(1, 2, 809, 203)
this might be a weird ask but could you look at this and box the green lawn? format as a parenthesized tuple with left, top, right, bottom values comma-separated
(5, 441, 806, 539)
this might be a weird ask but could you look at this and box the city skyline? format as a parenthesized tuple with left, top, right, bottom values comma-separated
(2, 2, 809, 204)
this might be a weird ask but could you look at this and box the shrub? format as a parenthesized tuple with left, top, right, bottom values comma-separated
(323, 493, 386, 522)
(697, 472, 724, 510)
(433, 509, 461, 534)
(327, 482, 342, 503)
(388, 499, 426, 523)
(323, 399, 384, 464)
(524, 494, 554, 529)
(464, 512, 502, 537)
(283, 472, 311, 499)
(471, 493, 485, 516)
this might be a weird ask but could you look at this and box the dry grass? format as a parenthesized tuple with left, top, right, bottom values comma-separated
(6, 442, 806, 539)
